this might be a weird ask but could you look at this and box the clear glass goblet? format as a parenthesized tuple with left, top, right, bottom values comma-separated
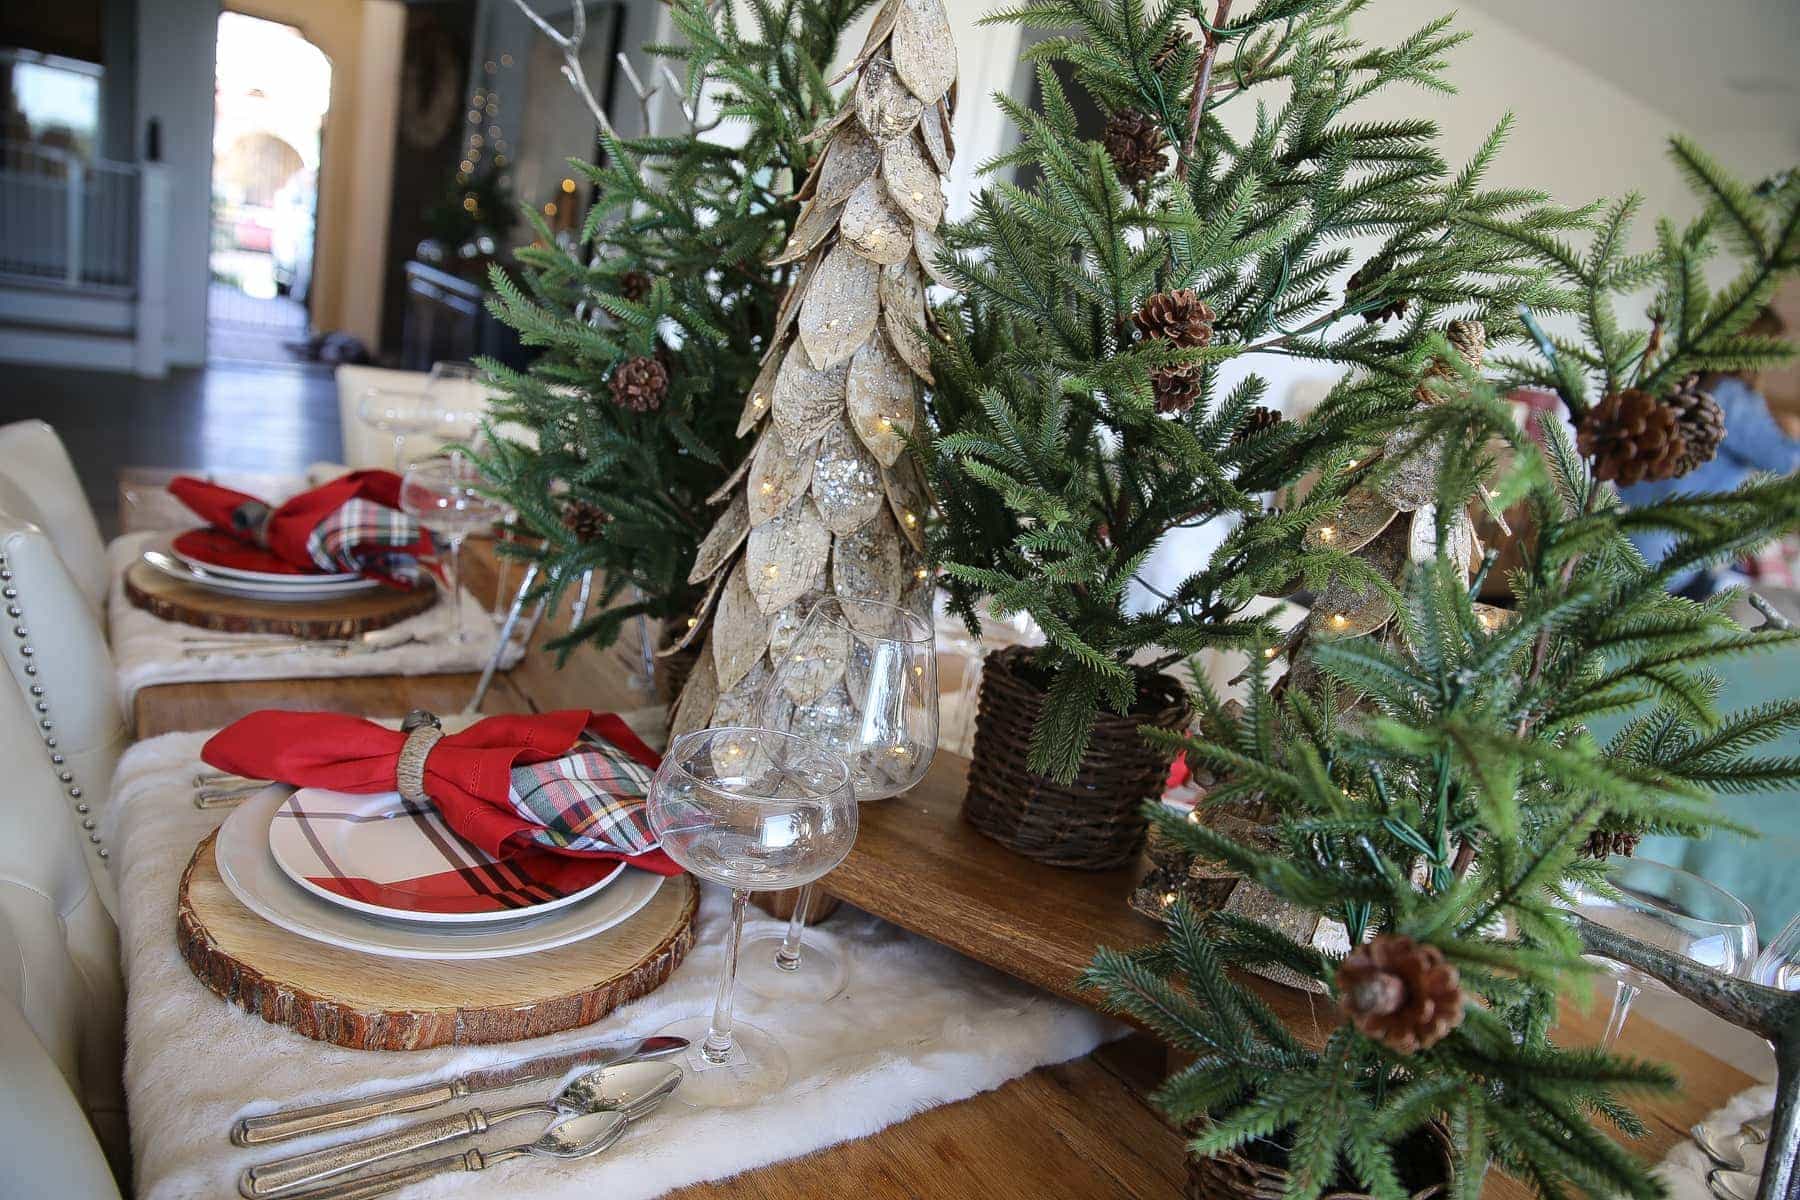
(647, 727, 857, 1107)
(357, 388, 438, 472)
(426, 360, 487, 436)
(741, 596, 936, 1003)
(1574, 856, 1756, 1048)
(399, 458, 508, 643)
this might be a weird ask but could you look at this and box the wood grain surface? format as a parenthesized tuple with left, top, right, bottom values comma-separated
(176, 831, 698, 1051)
(124, 558, 438, 639)
(124, 488, 1762, 1198)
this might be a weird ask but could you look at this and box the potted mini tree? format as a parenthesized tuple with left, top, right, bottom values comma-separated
(926, 0, 1566, 867)
(1088, 144, 1800, 1197)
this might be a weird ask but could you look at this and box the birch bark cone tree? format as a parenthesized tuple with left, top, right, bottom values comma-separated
(667, 0, 957, 739)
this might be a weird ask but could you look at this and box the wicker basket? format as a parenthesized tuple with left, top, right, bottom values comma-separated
(1186, 1122, 1454, 1200)
(962, 646, 1189, 870)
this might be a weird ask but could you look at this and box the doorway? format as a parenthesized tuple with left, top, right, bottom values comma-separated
(207, 11, 329, 365)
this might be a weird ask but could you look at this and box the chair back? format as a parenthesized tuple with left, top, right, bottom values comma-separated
(0, 666, 125, 1174)
(0, 978, 123, 1199)
(0, 421, 109, 614)
(0, 513, 126, 913)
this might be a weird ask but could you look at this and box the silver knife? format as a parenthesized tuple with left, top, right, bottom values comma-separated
(229, 1035, 686, 1146)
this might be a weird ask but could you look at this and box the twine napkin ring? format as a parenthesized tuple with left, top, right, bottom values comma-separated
(396, 709, 444, 805)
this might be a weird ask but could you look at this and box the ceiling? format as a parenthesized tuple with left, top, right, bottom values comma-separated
(1460, 0, 1800, 149)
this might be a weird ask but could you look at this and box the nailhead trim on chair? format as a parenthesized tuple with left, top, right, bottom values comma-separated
(0, 554, 106, 864)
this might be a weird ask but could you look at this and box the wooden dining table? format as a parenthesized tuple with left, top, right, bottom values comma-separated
(120, 475, 1759, 1199)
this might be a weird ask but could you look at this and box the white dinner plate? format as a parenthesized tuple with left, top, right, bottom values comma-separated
(172, 536, 364, 585)
(267, 787, 626, 925)
(214, 787, 665, 960)
(143, 541, 379, 600)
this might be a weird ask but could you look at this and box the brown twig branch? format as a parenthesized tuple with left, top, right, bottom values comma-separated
(1176, 0, 1234, 182)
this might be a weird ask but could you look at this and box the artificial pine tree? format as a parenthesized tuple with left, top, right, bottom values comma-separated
(471, 0, 880, 654)
(926, 0, 1574, 788)
(668, 0, 957, 738)
(1086, 148, 1800, 1196)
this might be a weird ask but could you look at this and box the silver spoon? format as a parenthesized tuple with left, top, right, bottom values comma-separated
(1709, 1168, 1760, 1200)
(272, 1108, 631, 1200)
(239, 1060, 680, 1197)
(1694, 1120, 1748, 1171)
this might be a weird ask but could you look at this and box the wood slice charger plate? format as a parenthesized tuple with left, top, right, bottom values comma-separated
(123, 559, 439, 640)
(177, 831, 699, 1051)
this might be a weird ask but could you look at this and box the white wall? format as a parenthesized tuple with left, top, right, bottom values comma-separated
(135, 0, 219, 367)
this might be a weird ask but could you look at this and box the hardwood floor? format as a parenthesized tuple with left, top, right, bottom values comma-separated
(0, 360, 341, 536)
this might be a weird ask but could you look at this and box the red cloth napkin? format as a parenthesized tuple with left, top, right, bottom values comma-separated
(202, 709, 680, 898)
(170, 471, 433, 586)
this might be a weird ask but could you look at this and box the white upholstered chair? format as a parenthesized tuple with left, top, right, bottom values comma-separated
(0, 931, 124, 1199)
(0, 420, 109, 616)
(0, 514, 127, 914)
(0, 666, 126, 1181)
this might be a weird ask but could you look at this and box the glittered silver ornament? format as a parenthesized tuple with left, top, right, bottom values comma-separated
(811, 417, 887, 534)
(768, 588, 827, 664)
(815, 124, 883, 208)
(919, 98, 951, 174)
(669, 648, 720, 741)
(1311, 519, 1409, 639)
(1305, 486, 1397, 556)
(883, 454, 930, 553)
(662, 562, 732, 655)
(841, 177, 914, 267)
(713, 655, 773, 728)
(778, 614, 851, 706)
(705, 448, 755, 507)
(914, 222, 958, 290)
(773, 249, 824, 342)
(737, 338, 788, 438)
(770, 196, 845, 267)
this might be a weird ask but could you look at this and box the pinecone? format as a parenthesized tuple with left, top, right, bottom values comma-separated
(1230, 405, 1283, 445)
(1153, 366, 1202, 415)
(561, 499, 611, 544)
(1445, 319, 1486, 371)
(1347, 261, 1408, 323)
(1336, 933, 1466, 1054)
(1580, 828, 1641, 860)
(610, 355, 669, 413)
(1667, 376, 1725, 477)
(1151, 28, 1187, 72)
(1102, 109, 1169, 187)
(618, 270, 652, 303)
(1134, 289, 1216, 348)
(1576, 389, 1686, 486)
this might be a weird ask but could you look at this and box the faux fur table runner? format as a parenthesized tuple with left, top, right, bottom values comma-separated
(107, 731, 1120, 1200)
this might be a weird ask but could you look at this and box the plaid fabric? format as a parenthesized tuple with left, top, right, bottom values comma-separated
(305, 497, 431, 586)
(508, 728, 659, 855)
(275, 792, 604, 914)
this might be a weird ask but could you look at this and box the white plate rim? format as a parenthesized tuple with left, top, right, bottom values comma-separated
(214, 787, 665, 960)
(144, 543, 380, 600)
(267, 787, 627, 925)
(172, 532, 364, 584)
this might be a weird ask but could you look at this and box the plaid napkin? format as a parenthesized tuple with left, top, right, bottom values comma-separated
(202, 709, 680, 898)
(169, 470, 434, 587)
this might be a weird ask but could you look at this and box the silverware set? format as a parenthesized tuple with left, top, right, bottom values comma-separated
(233, 1036, 687, 1200)
(1696, 1111, 1774, 1199)
(192, 771, 271, 809)
(179, 630, 435, 660)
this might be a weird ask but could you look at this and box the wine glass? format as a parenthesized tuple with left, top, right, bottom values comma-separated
(1573, 856, 1757, 1048)
(357, 388, 438, 471)
(647, 727, 857, 1107)
(426, 361, 488, 436)
(399, 458, 508, 642)
(1691, 910, 1799, 1173)
(741, 596, 936, 1003)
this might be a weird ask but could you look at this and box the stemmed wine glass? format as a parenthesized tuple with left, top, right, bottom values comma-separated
(426, 361, 487, 435)
(399, 457, 508, 643)
(1692, 910, 1800, 1179)
(1573, 856, 1757, 1048)
(358, 389, 439, 472)
(742, 596, 936, 1002)
(647, 727, 858, 1107)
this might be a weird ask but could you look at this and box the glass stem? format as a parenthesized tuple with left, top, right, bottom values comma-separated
(775, 884, 811, 972)
(448, 533, 466, 642)
(1601, 979, 1640, 1049)
(704, 888, 751, 1064)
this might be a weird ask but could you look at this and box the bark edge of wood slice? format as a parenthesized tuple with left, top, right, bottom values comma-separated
(176, 830, 699, 1051)
(124, 559, 438, 640)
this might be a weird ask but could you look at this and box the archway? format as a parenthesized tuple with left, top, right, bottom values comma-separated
(206, 10, 330, 363)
